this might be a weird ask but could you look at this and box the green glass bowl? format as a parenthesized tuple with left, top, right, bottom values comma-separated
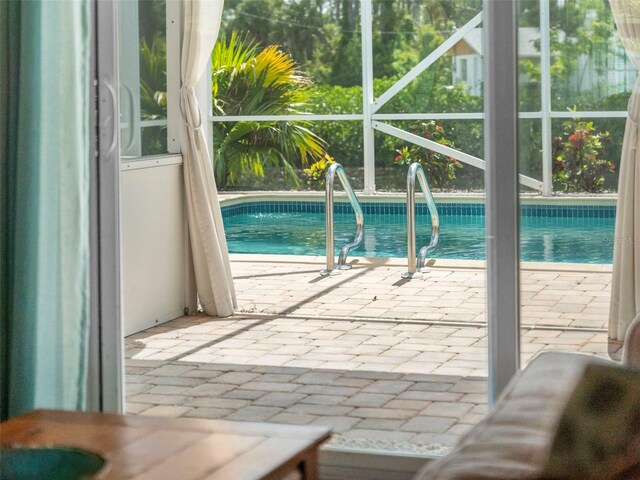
(0, 447, 106, 480)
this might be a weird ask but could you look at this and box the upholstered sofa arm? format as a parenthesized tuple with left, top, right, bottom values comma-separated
(413, 352, 640, 480)
(623, 313, 640, 367)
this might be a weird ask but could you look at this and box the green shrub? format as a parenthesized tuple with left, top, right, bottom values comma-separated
(392, 121, 462, 190)
(552, 113, 615, 193)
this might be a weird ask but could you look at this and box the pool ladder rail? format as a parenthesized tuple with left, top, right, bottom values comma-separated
(402, 162, 440, 279)
(320, 163, 364, 276)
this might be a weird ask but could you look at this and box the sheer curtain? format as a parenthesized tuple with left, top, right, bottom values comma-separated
(181, 0, 236, 317)
(1, 0, 90, 419)
(609, 0, 640, 341)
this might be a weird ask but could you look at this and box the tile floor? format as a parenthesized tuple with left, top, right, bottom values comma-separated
(125, 255, 622, 455)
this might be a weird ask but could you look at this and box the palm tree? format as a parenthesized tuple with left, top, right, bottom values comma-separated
(211, 32, 326, 188)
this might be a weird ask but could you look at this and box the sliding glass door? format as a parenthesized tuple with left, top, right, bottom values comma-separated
(517, 0, 626, 369)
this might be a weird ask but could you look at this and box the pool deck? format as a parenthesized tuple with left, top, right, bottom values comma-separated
(126, 255, 622, 455)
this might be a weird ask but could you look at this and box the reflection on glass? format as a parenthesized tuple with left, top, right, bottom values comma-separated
(519, 119, 542, 184)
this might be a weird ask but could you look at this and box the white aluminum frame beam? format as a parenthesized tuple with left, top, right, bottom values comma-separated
(361, 0, 376, 194)
(548, 110, 628, 118)
(141, 119, 169, 127)
(166, 0, 181, 154)
(373, 121, 543, 192)
(208, 110, 627, 123)
(208, 114, 364, 122)
(540, 0, 553, 196)
(93, 0, 124, 414)
(519, 111, 628, 119)
(373, 113, 484, 120)
(374, 121, 485, 169)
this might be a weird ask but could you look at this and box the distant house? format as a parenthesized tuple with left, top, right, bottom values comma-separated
(451, 27, 636, 100)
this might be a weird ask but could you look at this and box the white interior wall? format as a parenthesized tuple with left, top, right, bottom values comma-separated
(121, 156, 187, 336)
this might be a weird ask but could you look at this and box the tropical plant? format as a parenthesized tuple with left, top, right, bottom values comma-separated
(552, 112, 615, 193)
(211, 32, 326, 187)
(303, 154, 336, 188)
(393, 121, 462, 190)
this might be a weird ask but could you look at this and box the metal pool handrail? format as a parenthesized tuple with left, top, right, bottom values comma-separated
(320, 163, 364, 276)
(402, 162, 440, 279)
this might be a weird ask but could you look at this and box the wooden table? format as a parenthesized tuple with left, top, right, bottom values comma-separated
(0, 409, 331, 480)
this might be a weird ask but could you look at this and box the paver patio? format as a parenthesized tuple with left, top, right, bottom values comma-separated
(231, 254, 613, 329)
(125, 255, 622, 455)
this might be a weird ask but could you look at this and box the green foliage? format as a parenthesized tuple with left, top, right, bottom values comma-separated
(139, 37, 167, 155)
(221, 0, 483, 88)
(303, 154, 336, 188)
(140, 38, 167, 119)
(138, 0, 166, 45)
(211, 32, 326, 187)
(137, 0, 167, 156)
(304, 79, 482, 190)
(519, 0, 618, 111)
(552, 112, 615, 193)
(392, 121, 462, 190)
(305, 84, 363, 174)
(217, 0, 628, 193)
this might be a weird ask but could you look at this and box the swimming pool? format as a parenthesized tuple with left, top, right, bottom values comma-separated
(222, 201, 615, 264)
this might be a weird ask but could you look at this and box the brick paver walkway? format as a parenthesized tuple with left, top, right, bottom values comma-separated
(231, 255, 612, 329)
(125, 256, 621, 455)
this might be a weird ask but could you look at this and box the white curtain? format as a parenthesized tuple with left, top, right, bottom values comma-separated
(181, 0, 236, 317)
(609, 0, 640, 340)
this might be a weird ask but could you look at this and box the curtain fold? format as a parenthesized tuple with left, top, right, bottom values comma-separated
(609, 0, 640, 341)
(181, 0, 236, 317)
(0, 0, 90, 419)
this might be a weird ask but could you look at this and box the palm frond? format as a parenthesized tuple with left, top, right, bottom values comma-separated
(139, 37, 167, 119)
(212, 31, 327, 187)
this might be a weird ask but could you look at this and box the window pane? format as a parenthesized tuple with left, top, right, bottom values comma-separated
(119, 0, 168, 158)
(518, 0, 541, 112)
(518, 11, 624, 371)
(374, 0, 483, 115)
(550, 0, 635, 111)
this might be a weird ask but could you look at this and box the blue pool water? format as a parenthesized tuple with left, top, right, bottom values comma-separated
(222, 202, 615, 264)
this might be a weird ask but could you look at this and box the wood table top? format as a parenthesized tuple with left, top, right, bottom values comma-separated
(0, 409, 331, 480)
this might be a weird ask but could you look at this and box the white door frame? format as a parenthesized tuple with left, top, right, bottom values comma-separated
(88, 0, 124, 413)
(484, 0, 520, 404)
